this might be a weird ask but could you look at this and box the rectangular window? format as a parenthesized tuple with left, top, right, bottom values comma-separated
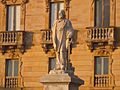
(95, 56, 109, 75)
(95, 0, 110, 27)
(50, 2, 64, 28)
(5, 59, 19, 88)
(94, 56, 111, 87)
(49, 58, 56, 72)
(7, 5, 21, 31)
(6, 59, 19, 77)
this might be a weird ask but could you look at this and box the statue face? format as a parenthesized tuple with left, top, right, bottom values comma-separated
(59, 10, 65, 19)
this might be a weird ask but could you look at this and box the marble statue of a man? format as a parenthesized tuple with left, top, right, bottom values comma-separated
(52, 10, 74, 71)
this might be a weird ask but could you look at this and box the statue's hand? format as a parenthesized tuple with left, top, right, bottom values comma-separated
(54, 46, 57, 51)
(69, 38, 73, 44)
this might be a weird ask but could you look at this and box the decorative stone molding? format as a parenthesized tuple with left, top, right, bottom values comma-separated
(22, 0, 28, 3)
(8, 51, 20, 59)
(45, 0, 71, 12)
(93, 50, 111, 56)
(19, 57, 24, 88)
(64, 0, 71, 10)
(45, 0, 50, 12)
(0, 0, 28, 5)
(91, 50, 115, 87)
(0, 0, 6, 5)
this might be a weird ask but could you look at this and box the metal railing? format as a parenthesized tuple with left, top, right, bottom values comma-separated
(94, 75, 112, 87)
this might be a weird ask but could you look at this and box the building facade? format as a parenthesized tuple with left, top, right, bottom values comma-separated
(0, 0, 120, 90)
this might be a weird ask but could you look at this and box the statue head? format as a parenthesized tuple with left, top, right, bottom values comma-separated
(59, 10, 66, 19)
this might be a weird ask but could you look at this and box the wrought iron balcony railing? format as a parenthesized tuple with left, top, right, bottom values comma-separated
(94, 75, 112, 87)
(86, 27, 115, 50)
(5, 77, 18, 88)
(0, 31, 24, 46)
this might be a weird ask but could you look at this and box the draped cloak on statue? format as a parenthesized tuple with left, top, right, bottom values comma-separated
(52, 18, 74, 70)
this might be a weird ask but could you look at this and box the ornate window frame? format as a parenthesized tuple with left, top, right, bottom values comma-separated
(0, 0, 29, 31)
(91, 50, 115, 88)
(1, 52, 23, 88)
(45, 0, 71, 29)
(90, 0, 116, 27)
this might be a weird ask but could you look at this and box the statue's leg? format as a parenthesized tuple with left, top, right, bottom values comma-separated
(60, 51, 67, 70)
(55, 52, 61, 70)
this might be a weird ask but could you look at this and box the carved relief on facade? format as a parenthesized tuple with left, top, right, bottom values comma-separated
(0, 0, 28, 5)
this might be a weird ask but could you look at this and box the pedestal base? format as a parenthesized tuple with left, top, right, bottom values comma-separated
(40, 73, 81, 90)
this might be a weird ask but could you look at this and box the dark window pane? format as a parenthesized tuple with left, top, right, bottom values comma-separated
(49, 58, 56, 71)
(95, 0, 110, 27)
(95, 57, 109, 75)
(103, 57, 109, 74)
(14, 60, 19, 76)
(7, 5, 20, 31)
(7, 6, 14, 31)
(95, 0, 102, 27)
(104, 0, 110, 27)
(6, 60, 12, 76)
(95, 57, 102, 74)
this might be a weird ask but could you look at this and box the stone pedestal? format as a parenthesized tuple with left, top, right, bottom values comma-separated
(40, 73, 81, 90)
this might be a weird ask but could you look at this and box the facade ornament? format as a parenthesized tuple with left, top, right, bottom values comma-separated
(8, 52, 20, 59)
(19, 57, 24, 88)
(45, 0, 50, 12)
(94, 49, 111, 56)
(0, 0, 29, 5)
(22, 0, 28, 4)
(64, 0, 71, 10)
(12, 0, 17, 3)
(0, 0, 6, 5)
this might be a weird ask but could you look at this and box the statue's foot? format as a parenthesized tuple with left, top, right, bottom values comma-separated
(55, 64, 61, 70)
(60, 65, 64, 70)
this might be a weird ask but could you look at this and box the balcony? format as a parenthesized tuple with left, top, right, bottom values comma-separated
(0, 31, 25, 53)
(94, 75, 112, 88)
(40, 29, 53, 53)
(86, 27, 115, 50)
(5, 77, 18, 88)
